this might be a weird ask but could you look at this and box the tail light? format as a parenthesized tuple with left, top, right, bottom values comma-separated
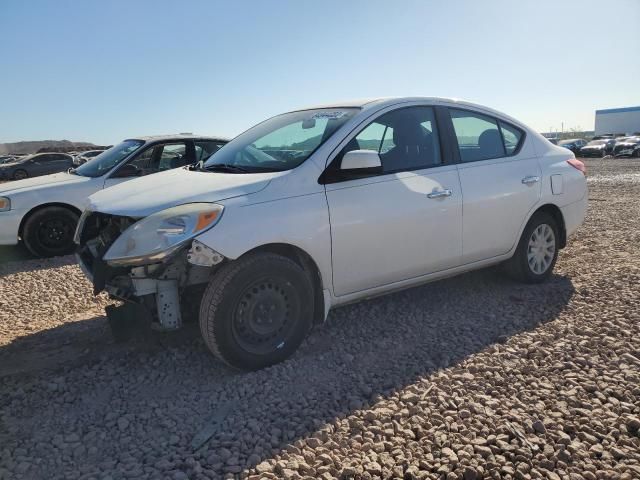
(567, 158, 586, 175)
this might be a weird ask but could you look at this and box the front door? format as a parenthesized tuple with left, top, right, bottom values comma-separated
(447, 108, 541, 263)
(324, 106, 463, 297)
(103, 141, 191, 189)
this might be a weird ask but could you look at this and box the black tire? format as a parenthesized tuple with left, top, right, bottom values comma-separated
(22, 206, 80, 258)
(199, 253, 314, 371)
(504, 211, 559, 284)
(13, 169, 28, 180)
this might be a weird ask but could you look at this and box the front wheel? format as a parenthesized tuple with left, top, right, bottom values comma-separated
(22, 206, 80, 258)
(199, 253, 314, 371)
(504, 212, 559, 283)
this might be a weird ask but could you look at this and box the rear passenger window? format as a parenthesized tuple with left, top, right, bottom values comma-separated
(195, 141, 224, 162)
(499, 121, 523, 155)
(450, 109, 504, 162)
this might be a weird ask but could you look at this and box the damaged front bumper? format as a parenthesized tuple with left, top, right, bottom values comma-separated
(76, 211, 224, 331)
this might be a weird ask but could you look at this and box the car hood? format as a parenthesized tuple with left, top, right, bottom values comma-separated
(0, 172, 90, 195)
(87, 167, 282, 217)
(582, 145, 604, 149)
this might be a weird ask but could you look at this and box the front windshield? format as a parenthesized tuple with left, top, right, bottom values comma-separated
(559, 140, 577, 145)
(75, 140, 144, 177)
(204, 108, 359, 172)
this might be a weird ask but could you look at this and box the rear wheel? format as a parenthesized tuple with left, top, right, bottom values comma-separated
(13, 169, 28, 180)
(199, 253, 314, 371)
(504, 212, 559, 283)
(22, 206, 79, 258)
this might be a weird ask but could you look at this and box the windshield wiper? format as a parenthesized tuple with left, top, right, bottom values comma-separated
(204, 163, 252, 173)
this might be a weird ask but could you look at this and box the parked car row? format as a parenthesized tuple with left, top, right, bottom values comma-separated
(556, 135, 640, 158)
(0, 97, 588, 370)
(0, 153, 75, 180)
(0, 149, 114, 180)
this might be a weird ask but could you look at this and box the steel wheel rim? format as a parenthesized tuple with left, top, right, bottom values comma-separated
(527, 223, 555, 275)
(37, 217, 73, 250)
(14, 171, 27, 180)
(231, 277, 299, 355)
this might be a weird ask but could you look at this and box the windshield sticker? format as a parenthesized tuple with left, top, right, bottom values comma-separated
(311, 111, 347, 120)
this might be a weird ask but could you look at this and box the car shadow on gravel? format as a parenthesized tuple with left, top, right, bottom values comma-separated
(0, 245, 54, 275)
(0, 266, 576, 477)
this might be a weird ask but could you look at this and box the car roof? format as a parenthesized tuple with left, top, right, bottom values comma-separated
(126, 134, 229, 143)
(298, 96, 513, 114)
(291, 96, 531, 129)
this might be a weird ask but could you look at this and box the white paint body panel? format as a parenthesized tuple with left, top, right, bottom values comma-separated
(457, 153, 541, 263)
(0, 173, 102, 244)
(326, 166, 462, 296)
(80, 97, 587, 312)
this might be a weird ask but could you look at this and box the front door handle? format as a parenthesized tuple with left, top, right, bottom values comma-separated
(522, 175, 540, 185)
(427, 189, 452, 199)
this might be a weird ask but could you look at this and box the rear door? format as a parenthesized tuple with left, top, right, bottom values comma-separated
(194, 139, 226, 163)
(32, 154, 53, 175)
(324, 105, 462, 296)
(49, 154, 72, 173)
(447, 108, 541, 264)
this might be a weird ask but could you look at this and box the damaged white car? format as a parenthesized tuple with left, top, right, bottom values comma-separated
(76, 97, 588, 370)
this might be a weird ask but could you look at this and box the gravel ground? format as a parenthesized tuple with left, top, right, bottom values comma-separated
(0, 158, 639, 480)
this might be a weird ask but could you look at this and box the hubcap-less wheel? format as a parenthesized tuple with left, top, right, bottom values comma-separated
(36, 218, 74, 251)
(527, 223, 555, 275)
(231, 277, 298, 355)
(14, 170, 27, 180)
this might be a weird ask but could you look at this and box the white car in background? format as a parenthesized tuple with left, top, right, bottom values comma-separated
(76, 97, 588, 370)
(0, 135, 227, 257)
(73, 149, 106, 166)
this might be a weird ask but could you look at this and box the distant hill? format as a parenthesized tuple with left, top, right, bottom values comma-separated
(0, 140, 109, 155)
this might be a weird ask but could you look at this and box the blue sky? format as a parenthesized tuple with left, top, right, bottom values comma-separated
(1, 0, 638, 144)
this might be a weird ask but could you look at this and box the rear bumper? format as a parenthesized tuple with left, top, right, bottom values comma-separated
(0, 209, 25, 245)
(561, 193, 588, 238)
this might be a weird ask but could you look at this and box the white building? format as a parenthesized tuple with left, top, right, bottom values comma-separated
(595, 106, 640, 136)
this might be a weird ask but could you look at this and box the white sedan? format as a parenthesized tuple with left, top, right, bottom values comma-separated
(76, 97, 588, 370)
(0, 135, 227, 257)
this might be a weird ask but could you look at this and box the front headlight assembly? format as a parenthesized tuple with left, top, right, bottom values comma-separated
(103, 203, 224, 266)
(0, 197, 11, 212)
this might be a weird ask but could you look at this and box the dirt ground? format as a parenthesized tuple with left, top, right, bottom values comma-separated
(0, 158, 639, 479)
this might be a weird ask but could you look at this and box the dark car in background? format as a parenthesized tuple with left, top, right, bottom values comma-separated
(613, 136, 640, 157)
(0, 153, 74, 180)
(558, 138, 587, 154)
(579, 139, 616, 157)
(73, 149, 106, 166)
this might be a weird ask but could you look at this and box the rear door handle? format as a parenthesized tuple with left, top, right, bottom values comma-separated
(427, 189, 452, 199)
(522, 175, 540, 185)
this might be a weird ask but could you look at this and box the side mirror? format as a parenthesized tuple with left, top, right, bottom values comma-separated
(341, 149, 382, 171)
(112, 163, 140, 178)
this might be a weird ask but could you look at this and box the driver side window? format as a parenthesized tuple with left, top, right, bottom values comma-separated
(339, 106, 442, 173)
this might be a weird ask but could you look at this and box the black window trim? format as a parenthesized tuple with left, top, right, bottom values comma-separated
(445, 107, 526, 164)
(319, 104, 452, 185)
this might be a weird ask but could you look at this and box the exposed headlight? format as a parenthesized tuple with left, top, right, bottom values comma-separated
(103, 203, 224, 266)
(0, 197, 10, 212)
